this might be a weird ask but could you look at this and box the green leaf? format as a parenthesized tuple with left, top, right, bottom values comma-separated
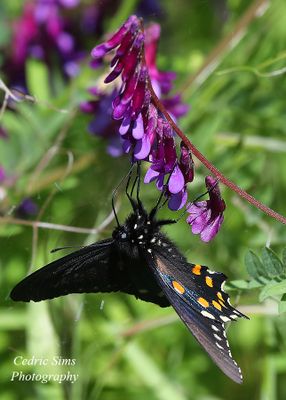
(228, 279, 263, 290)
(227, 280, 250, 290)
(279, 293, 286, 314)
(245, 250, 265, 279)
(259, 279, 286, 301)
(261, 247, 284, 276)
(26, 59, 51, 101)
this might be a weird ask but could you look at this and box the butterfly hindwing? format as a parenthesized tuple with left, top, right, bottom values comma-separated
(154, 274, 243, 383)
(144, 238, 247, 383)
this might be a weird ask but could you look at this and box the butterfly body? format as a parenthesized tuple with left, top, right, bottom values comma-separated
(10, 201, 247, 383)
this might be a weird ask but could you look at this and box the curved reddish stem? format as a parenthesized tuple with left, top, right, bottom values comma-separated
(149, 82, 286, 225)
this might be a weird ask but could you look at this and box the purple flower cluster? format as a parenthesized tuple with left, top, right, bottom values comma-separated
(80, 88, 123, 157)
(81, 20, 188, 159)
(90, 15, 226, 241)
(8, 0, 82, 84)
(91, 16, 192, 208)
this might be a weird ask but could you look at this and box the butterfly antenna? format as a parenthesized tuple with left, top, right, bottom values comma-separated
(112, 164, 135, 227)
(125, 166, 137, 210)
(150, 163, 177, 220)
(126, 161, 144, 213)
(51, 245, 84, 253)
(156, 179, 220, 227)
(135, 161, 144, 211)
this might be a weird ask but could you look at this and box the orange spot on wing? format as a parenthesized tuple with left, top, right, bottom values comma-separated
(217, 292, 226, 307)
(205, 276, 213, 287)
(172, 281, 185, 294)
(212, 300, 222, 311)
(198, 297, 209, 308)
(217, 292, 224, 301)
(192, 264, 201, 275)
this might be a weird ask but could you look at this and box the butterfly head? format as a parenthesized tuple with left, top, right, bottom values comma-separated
(112, 202, 159, 249)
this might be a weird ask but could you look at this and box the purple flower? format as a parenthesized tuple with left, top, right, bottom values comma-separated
(80, 89, 123, 157)
(88, 17, 189, 210)
(83, 19, 188, 165)
(167, 142, 194, 210)
(186, 176, 226, 242)
(4, 0, 92, 88)
(16, 198, 38, 218)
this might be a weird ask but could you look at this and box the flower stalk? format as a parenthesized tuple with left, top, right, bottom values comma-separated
(150, 82, 286, 225)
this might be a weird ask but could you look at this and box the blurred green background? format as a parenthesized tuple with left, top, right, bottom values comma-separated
(1, 0, 286, 399)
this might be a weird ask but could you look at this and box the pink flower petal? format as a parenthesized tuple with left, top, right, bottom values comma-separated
(144, 167, 160, 184)
(168, 190, 188, 211)
(200, 215, 224, 242)
(119, 116, 131, 135)
(134, 135, 151, 160)
(132, 114, 144, 139)
(112, 102, 128, 120)
(168, 165, 185, 194)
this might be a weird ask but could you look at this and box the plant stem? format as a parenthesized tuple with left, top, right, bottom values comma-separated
(0, 207, 116, 235)
(149, 83, 286, 225)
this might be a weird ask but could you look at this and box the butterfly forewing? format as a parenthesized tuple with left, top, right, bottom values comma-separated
(10, 239, 123, 302)
(10, 236, 169, 307)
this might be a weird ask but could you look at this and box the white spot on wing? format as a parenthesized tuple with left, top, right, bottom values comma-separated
(216, 342, 224, 350)
(214, 334, 222, 341)
(201, 310, 215, 320)
(220, 316, 231, 322)
(212, 325, 219, 332)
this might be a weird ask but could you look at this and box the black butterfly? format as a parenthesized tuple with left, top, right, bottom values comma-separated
(10, 164, 248, 384)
